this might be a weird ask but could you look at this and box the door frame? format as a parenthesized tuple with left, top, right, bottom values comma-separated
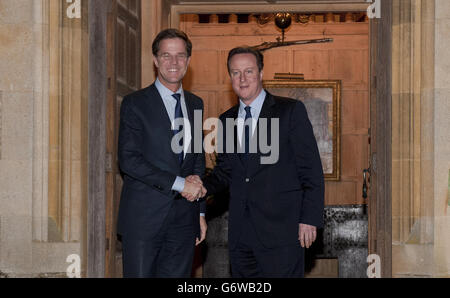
(87, 0, 393, 278)
(166, 1, 393, 278)
(369, 0, 393, 278)
(87, 0, 111, 278)
(104, 7, 117, 278)
(104, 0, 142, 278)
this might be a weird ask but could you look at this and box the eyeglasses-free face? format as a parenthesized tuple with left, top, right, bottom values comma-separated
(153, 37, 191, 92)
(229, 53, 264, 105)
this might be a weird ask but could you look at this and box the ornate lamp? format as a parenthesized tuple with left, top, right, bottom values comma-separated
(250, 12, 332, 52)
(274, 12, 292, 42)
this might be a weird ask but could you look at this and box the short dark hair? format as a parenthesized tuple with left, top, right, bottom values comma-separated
(227, 47, 264, 74)
(152, 28, 192, 57)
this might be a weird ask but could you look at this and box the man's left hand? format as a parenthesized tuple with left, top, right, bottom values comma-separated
(196, 216, 207, 246)
(298, 223, 317, 249)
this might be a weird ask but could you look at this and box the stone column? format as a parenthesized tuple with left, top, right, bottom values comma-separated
(0, 0, 87, 277)
(0, 0, 36, 276)
(391, 0, 435, 277)
(392, 0, 450, 277)
(434, 0, 450, 278)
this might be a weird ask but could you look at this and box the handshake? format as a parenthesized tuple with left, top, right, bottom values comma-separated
(181, 175, 207, 202)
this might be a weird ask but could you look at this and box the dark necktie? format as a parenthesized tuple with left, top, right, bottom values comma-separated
(242, 106, 252, 163)
(172, 93, 184, 165)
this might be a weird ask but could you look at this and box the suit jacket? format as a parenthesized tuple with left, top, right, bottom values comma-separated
(117, 83, 205, 241)
(203, 91, 324, 249)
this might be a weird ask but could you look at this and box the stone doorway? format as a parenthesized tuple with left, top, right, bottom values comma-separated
(89, 0, 393, 278)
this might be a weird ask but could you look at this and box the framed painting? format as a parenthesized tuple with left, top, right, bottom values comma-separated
(263, 79, 341, 181)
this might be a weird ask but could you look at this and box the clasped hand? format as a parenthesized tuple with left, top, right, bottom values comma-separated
(181, 175, 207, 202)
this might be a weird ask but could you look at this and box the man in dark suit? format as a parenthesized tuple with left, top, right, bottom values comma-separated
(198, 47, 324, 278)
(117, 29, 207, 278)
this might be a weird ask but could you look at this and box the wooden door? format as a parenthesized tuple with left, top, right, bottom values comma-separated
(105, 0, 141, 278)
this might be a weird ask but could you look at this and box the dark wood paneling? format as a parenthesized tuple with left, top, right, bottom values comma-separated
(87, 0, 110, 278)
(369, 0, 392, 278)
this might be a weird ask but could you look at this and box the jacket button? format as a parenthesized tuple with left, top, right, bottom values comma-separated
(245, 178, 250, 183)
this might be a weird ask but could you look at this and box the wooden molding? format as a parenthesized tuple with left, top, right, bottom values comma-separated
(170, 3, 371, 28)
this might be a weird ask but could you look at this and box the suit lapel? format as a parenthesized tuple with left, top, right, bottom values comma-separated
(247, 92, 276, 176)
(224, 105, 245, 171)
(147, 84, 173, 132)
(146, 84, 181, 170)
(181, 91, 195, 169)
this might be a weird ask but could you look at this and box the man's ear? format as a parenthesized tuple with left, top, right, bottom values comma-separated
(153, 55, 159, 68)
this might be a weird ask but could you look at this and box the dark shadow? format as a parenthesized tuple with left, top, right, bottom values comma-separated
(202, 190, 231, 278)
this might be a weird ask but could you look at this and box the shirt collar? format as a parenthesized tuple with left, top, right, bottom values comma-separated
(239, 89, 266, 114)
(155, 77, 183, 99)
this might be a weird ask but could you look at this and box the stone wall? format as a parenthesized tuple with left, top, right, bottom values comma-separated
(392, 0, 450, 277)
(0, 0, 39, 276)
(433, 0, 450, 278)
(0, 0, 85, 277)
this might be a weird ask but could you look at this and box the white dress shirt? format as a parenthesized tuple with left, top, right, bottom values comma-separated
(237, 89, 267, 148)
(154, 78, 191, 193)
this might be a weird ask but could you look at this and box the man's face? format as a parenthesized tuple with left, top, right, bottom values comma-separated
(228, 53, 264, 104)
(153, 37, 190, 92)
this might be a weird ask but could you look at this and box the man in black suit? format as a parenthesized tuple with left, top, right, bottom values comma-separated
(198, 47, 324, 278)
(117, 29, 207, 278)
